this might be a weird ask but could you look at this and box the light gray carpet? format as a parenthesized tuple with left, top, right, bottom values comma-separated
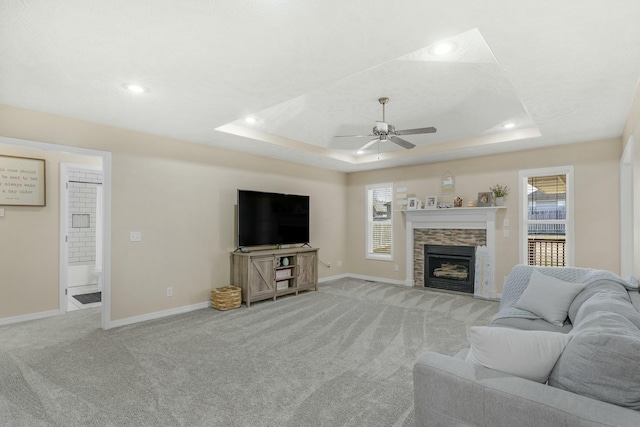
(0, 278, 498, 426)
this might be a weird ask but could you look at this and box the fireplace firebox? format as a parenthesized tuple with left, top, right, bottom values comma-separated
(424, 244, 475, 293)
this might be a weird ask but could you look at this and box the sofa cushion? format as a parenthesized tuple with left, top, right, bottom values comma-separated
(515, 270, 585, 326)
(490, 316, 573, 333)
(466, 326, 571, 383)
(573, 290, 640, 329)
(549, 311, 640, 411)
(568, 279, 632, 324)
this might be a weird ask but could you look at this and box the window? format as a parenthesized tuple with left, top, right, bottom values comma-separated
(366, 183, 393, 260)
(519, 166, 574, 266)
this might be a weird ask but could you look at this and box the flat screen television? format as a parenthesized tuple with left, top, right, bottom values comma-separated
(237, 190, 310, 248)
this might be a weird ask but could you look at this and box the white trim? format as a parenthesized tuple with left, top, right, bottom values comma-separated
(518, 165, 574, 266)
(108, 302, 210, 329)
(0, 136, 113, 330)
(620, 136, 634, 278)
(318, 273, 351, 283)
(0, 310, 59, 326)
(402, 207, 503, 287)
(365, 182, 393, 261)
(319, 273, 406, 286)
(345, 273, 407, 286)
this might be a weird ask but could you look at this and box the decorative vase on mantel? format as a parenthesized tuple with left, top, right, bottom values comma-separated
(495, 196, 504, 206)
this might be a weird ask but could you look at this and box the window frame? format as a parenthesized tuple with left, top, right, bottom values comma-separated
(518, 166, 575, 266)
(366, 182, 393, 261)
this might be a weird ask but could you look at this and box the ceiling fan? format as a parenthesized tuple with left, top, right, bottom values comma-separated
(335, 97, 437, 151)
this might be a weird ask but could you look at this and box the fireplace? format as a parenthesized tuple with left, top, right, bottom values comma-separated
(424, 244, 475, 294)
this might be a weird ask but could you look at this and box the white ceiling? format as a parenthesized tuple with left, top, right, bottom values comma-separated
(2, 1, 640, 172)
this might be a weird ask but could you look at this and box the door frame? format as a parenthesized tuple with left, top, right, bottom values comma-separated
(59, 162, 103, 313)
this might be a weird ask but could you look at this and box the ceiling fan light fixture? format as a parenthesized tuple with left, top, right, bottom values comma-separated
(244, 117, 258, 124)
(502, 122, 516, 129)
(375, 121, 388, 134)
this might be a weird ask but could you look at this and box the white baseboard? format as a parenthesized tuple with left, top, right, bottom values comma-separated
(0, 309, 60, 326)
(347, 273, 407, 286)
(318, 273, 350, 283)
(106, 301, 210, 330)
(319, 273, 406, 286)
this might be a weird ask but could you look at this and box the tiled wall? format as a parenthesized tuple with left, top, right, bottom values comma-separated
(67, 168, 102, 264)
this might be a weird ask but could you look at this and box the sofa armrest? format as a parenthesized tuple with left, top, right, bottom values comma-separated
(413, 352, 640, 427)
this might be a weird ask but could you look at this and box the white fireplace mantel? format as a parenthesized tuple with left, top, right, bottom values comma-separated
(402, 207, 505, 288)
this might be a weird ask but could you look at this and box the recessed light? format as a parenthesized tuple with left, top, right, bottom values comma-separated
(431, 41, 455, 56)
(245, 117, 258, 124)
(123, 83, 148, 93)
(502, 122, 516, 129)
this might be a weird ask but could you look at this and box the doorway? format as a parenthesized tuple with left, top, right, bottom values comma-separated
(60, 163, 104, 312)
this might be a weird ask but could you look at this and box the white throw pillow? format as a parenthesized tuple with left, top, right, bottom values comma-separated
(466, 326, 571, 383)
(515, 270, 586, 326)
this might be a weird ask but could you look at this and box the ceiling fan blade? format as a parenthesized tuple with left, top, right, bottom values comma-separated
(394, 126, 437, 136)
(390, 136, 415, 149)
(358, 138, 379, 151)
(334, 134, 375, 138)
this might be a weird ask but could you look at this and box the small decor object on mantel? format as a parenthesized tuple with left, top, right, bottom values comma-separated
(489, 184, 510, 206)
(425, 195, 438, 209)
(407, 197, 421, 210)
(453, 197, 463, 208)
(477, 192, 493, 207)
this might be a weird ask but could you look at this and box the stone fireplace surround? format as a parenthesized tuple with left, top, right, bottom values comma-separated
(416, 230, 486, 288)
(402, 207, 504, 292)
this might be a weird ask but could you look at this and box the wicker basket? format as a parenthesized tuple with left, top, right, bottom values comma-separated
(211, 286, 242, 310)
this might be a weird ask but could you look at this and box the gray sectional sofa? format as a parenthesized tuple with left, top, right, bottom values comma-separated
(414, 265, 640, 427)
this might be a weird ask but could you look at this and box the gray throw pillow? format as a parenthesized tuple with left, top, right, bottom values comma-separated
(548, 311, 640, 410)
(515, 270, 586, 326)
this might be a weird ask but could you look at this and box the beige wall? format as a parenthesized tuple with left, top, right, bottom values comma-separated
(0, 141, 100, 318)
(623, 83, 640, 277)
(347, 138, 622, 292)
(0, 105, 347, 322)
(0, 101, 626, 323)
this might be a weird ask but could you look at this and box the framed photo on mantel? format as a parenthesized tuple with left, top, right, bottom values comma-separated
(0, 155, 46, 206)
(477, 192, 493, 207)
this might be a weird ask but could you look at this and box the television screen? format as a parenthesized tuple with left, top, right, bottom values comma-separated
(237, 190, 310, 248)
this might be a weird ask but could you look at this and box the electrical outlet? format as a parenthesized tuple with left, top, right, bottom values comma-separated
(394, 264, 399, 272)
(336, 260, 342, 267)
(327, 262, 331, 268)
(130, 231, 142, 242)
(166, 287, 173, 297)
(503, 218, 509, 227)
(503, 229, 510, 238)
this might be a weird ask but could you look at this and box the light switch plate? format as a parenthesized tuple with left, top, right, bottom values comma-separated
(503, 218, 509, 227)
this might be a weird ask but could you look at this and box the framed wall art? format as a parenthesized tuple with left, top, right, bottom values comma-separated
(0, 155, 46, 206)
(440, 171, 455, 195)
